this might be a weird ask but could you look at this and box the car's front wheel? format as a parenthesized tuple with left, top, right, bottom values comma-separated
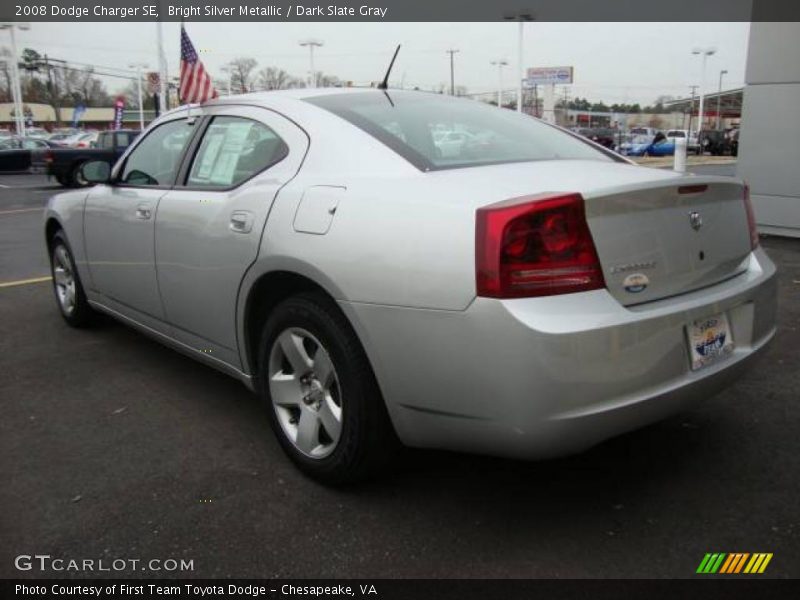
(50, 230, 94, 327)
(258, 293, 397, 484)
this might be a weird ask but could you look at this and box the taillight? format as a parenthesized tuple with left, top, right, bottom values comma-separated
(44, 150, 54, 163)
(743, 183, 759, 250)
(476, 193, 606, 298)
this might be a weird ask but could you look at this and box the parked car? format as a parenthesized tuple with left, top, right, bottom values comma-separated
(73, 131, 99, 148)
(46, 129, 139, 186)
(629, 126, 661, 138)
(25, 127, 50, 139)
(0, 136, 58, 172)
(666, 129, 702, 154)
(44, 89, 776, 483)
(617, 134, 656, 156)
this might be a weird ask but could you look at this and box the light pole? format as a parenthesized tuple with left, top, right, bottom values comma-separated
(716, 69, 728, 130)
(299, 39, 323, 88)
(1, 22, 30, 137)
(503, 13, 534, 113)
(491, 59, 508, 107)
(446, 49, 460, 96)
(156, 20, 168, 111)
(129, 63, 148, 130)
(691, 46, 716, 137)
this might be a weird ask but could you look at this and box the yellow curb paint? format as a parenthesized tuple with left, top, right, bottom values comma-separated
(0, 276, 51, 288)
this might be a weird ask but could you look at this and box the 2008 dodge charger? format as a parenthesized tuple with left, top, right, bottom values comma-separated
(44, 89, 777, 483)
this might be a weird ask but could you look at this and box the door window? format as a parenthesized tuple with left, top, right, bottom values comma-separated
(186, 116, 288, 188)
(120, 120, 194, 186)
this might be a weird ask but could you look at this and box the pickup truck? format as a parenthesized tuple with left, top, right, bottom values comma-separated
(46, 129, 139, 187)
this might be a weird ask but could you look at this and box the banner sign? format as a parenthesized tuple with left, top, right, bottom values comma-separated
(71, 103, 86, 127)
(524, 66, 574, 87)
(113, 96, 125, 130)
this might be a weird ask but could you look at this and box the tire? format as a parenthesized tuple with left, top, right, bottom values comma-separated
(50, 230, 94, 327)
(71, 161, 88, 187)
(55, 174, 69, 186)
(258, 292, 398, 484)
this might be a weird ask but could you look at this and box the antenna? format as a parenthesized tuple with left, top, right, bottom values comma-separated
(378, 45, 401, 90)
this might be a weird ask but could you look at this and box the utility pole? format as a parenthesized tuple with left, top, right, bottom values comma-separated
(562, 86, 569, 126)
(300, 39, 324, 88)
(156, 18, 168, 111)
(490, 59, 508, 107)
(129, 62, 149, 130)
(446, 48, 460, 96)
(716, 69, 728, 130)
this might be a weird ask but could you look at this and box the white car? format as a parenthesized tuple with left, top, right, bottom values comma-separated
(45, 89, 776, 483)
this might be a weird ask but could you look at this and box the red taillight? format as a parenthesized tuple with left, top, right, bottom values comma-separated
(743, 184, 759, 250)
(44, 150, 54, 163)
(476, 193, 606, 298)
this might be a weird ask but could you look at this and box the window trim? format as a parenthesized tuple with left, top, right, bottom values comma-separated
(174, 114, 290, 192)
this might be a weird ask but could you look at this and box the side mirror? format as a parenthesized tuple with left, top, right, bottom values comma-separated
(81, 160, 111, 184)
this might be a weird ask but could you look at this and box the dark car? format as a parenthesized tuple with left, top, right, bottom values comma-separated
(0, 137, 59, 173)
(47, 129, 139, 186)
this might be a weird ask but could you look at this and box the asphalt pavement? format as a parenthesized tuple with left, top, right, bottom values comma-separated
(1, 167, 798, 579)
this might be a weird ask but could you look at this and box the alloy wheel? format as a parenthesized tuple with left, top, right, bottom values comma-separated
(268, 327, 343, 459)
(52, 244, 77, 316)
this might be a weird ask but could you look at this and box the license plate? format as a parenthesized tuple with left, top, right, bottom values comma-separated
(687, 313, 734, 370)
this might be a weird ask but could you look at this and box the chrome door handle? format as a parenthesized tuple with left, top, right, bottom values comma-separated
(135, 204, 152, 220)
(230, 211, 254, 233)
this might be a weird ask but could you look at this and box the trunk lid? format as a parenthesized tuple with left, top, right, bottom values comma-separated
(584, 179, 752, 305)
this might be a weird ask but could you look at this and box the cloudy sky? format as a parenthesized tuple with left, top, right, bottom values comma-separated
(11, 21, 750, 104)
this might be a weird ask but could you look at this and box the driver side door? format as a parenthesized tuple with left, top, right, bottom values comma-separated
(83, 118, 197, 326)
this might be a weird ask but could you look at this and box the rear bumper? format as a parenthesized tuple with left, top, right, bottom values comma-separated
(342, 247, 777, 459)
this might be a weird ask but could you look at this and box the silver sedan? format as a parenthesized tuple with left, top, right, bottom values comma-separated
(44, 89, 777, 483)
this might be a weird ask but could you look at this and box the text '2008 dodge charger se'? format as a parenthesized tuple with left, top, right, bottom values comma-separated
(44, 89, 776, 483)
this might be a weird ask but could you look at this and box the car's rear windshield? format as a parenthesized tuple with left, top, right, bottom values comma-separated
(306, 91, 617, 171)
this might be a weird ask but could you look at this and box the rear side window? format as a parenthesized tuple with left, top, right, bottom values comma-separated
(98, 133, 114, 149)
(185, 116, 288, 188)
(120, 120, 194, 186)
(307, 91, 615, 171)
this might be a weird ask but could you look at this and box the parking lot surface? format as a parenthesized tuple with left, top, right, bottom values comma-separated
(1, 170, 798, 578)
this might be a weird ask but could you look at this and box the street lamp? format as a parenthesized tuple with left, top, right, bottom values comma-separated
(503, 12, 534, 113)
(129, 62, 149, 130)
(716, 69, 728, 130)
(490, 59, 508, 108)
(691, 46, 716, 137)
(0, 22, 31, 137)
(299, 39, 323, 88)
(446, 49, 460, 96)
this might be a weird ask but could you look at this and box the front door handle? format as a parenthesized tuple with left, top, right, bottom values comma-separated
(135, 203, 152, 220)
(230, 210, 254, 233)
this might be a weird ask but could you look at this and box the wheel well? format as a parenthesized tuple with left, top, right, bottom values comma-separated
(243, 271, 337, 376)
(44, 218, 62, 254)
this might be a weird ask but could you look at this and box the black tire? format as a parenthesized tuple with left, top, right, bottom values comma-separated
(258, 292, 398, 484)
(50, 230, 95, 327)
(71, 161, 88, 187)
(55, 174, 69, 186)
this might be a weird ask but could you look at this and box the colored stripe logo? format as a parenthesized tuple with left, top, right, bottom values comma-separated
(697, 553, 773, 574)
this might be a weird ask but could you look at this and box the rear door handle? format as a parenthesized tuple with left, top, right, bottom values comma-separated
(135, 203, 152, 220)
(230, 210, 254, 233)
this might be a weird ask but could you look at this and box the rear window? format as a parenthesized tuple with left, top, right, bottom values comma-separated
(306, 91, 616, 171)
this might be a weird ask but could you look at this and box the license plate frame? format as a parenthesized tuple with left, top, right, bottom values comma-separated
(686, 312, 735, 371)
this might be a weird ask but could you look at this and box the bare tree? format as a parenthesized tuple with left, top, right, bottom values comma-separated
(255, 66, 304, 91)
(314, 72, 341, 88)
(222, 57, 258, 94)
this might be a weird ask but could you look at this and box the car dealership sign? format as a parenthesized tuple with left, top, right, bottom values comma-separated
(523, 66, 574, 87)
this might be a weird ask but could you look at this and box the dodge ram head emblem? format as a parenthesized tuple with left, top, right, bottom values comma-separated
(689, 211, 703, 231)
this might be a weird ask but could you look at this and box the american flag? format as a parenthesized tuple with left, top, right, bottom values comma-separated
(179, 25, 218, 104)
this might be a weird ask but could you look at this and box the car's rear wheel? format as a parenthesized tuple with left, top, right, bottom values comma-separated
(71, 161, 88, 187)
(258, 292, 398, 484)
(50, 230, 94, 327)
